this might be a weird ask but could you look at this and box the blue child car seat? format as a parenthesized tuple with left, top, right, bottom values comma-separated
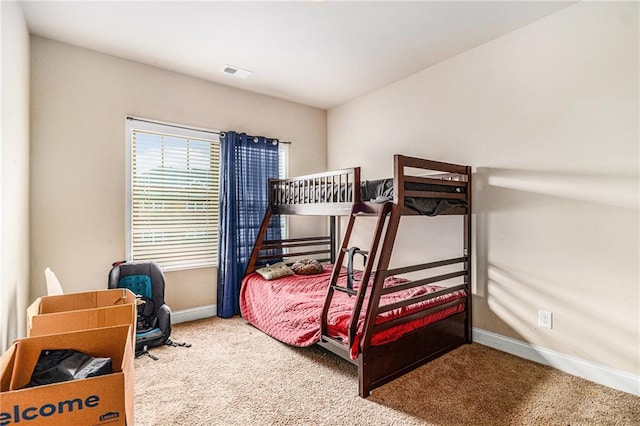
(108, 260, 171, 352)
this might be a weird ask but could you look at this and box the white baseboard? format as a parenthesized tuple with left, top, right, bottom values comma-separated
(473, 328, 640, 396)
(172, 304, 216, 324)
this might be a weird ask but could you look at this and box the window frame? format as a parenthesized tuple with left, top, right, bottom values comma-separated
(125, 116, 221, 271)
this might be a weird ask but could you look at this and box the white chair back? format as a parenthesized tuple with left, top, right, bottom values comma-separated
(44, 267, 64, 296)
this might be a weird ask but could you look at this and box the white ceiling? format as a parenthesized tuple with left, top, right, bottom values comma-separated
(20, 1, 574, 110)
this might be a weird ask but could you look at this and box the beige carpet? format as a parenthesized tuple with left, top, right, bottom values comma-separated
(134, 317, 639, 425)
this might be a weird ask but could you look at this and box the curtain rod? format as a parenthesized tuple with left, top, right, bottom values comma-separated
(126, 115, 291, 144)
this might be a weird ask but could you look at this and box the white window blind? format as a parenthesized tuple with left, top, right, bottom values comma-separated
(127, 118, 220, 271)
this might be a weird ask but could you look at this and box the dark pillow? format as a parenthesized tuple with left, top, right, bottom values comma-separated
(291, 259, 324, 275)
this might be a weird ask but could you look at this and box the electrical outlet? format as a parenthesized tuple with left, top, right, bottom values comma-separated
(538, 310, 553, 329)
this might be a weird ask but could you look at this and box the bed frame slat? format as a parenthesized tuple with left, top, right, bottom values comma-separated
(385, 256, 467, 277)
(395, 155, 468, 175)
(380, 272, 468, 297)
(403, 190, 466, 200)
(262, 236, 331, 245)
(261, 240, 331, 250)
(378, 283, 467, 313)
(374, 299, 466, 333)
(403, 175, 467, 187)
(256, 248, 331, 261)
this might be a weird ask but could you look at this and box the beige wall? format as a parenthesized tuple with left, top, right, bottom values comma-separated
(328, 1, 639, 376)
(30, 36, 327, 312)
(1, 2, 31, 352)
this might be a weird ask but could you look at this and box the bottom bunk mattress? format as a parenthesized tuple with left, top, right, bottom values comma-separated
(240, 264, 466, 359)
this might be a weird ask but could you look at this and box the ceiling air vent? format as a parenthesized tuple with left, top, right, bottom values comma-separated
(221, 64, 253, 79)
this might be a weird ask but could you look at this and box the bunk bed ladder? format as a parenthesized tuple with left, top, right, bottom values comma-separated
(358, 204, 400, 330)
(346, 203, 393, 345)
(319, 202, 393, 352)
(319, 206, 357, 339)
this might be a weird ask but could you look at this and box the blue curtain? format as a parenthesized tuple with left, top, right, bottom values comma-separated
(217, 131, 281, 318)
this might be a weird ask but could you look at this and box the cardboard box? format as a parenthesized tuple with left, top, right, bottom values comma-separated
(27, 288, 135, 320)
(28, 304, 136, 338)
(0, 325, 134, 425)
(27, 289, 136, 337)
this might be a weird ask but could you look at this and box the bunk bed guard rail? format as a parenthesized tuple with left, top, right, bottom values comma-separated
(269, 167, 361, 216)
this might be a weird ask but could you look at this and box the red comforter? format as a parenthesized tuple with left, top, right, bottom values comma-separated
(240, 265, 466, 359)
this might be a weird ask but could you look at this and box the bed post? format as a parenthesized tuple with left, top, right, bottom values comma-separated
(393, 155, 404, 206)
(464, 166, 473, 343)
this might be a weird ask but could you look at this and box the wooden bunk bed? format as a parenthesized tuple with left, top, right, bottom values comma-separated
(241, 154, 472, 397)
